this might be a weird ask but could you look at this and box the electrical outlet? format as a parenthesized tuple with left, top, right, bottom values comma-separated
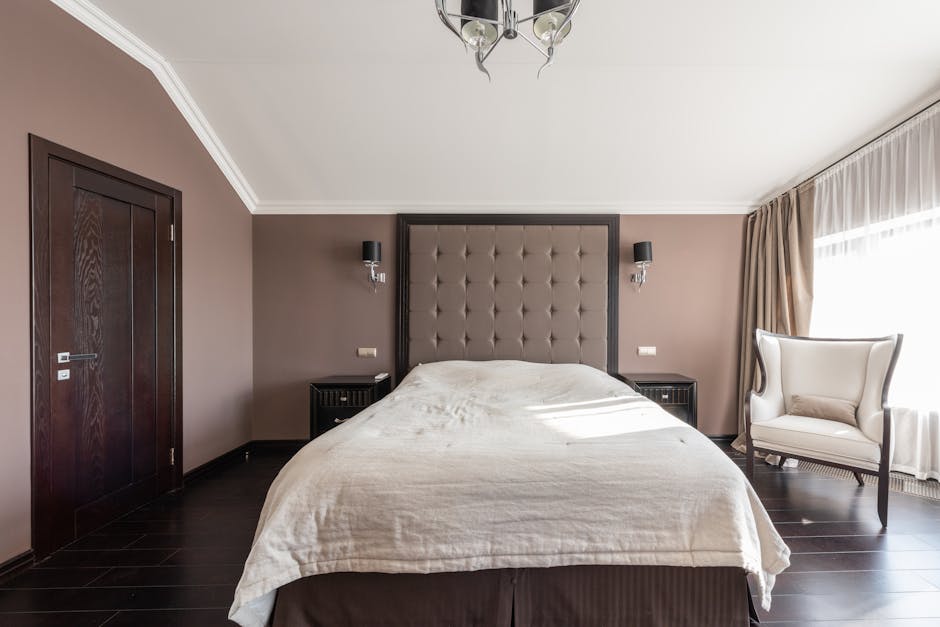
(357, 347, 377, 358)
(637, 346, 657, 357)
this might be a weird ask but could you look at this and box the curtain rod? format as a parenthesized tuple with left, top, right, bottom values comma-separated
(764, 93, 940, 205)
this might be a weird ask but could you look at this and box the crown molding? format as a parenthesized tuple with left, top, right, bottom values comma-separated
(253, 201, 755, 216)
(47, 0, 259, 213)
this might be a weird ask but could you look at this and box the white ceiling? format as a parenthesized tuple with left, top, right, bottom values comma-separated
(59, 0, 940, 213)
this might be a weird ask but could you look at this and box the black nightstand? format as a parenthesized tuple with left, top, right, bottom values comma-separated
(309, 375, 392, 439)
(617, 373, 698, 429)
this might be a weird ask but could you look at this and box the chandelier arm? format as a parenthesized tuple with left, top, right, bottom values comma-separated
(552, 0, 581, 38)
(436, 0, 466, 46)
(537, 45, 555, 78)
(446, 13, 503, 26)
(475, 49, 492, 82)
(481, 32, 505, 63)
(516, 31, 551, 59)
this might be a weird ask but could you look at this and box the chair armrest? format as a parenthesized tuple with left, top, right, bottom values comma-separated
(747, 390, 783, 424)
(857, 406, 893, 450)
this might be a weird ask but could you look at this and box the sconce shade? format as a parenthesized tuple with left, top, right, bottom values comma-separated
(362, 241, 382, 263)
(633, 241, 653, 264)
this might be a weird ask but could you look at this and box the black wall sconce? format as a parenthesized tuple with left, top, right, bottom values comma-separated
(631, 241, 653, 290)
(362, 241, 386, 293)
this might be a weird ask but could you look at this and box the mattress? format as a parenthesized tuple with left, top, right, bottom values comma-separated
(230, 360, 789, 626)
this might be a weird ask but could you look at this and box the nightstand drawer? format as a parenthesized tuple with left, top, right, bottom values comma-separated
(319, 406, 364, 427)
(640, 386, 689, 406)
(316, 388, 373, 408)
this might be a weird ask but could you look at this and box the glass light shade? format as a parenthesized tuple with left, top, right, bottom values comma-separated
(461, 0, 499, 50)
(533, 11, 571, 44)
(461, 20, 499, 49)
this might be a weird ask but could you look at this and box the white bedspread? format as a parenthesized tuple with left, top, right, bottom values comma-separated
(230, 361, 790, 626)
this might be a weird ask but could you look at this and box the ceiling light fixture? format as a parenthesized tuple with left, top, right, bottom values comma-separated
(435, 0, 582, 80)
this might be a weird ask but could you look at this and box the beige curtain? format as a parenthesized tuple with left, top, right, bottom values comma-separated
(735, 181, 815, 439)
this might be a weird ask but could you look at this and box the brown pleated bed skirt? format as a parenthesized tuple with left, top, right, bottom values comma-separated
(270, 565, 756, 626)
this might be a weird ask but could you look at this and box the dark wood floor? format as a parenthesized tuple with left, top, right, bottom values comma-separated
(2, 446, 940, 626)
(734, 451, 940, 626)
(0, 449, 284, 627)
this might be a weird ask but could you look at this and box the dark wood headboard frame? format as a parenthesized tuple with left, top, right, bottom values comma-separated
(395, 214, 620, 383)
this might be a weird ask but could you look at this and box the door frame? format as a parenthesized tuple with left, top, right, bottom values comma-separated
(28, 134, 183, 555)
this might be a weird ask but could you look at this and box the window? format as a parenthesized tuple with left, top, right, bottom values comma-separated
(812, 207, 940, 411)
(809, 102, 940, 479)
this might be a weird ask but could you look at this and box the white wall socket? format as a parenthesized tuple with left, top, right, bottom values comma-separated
(357, 347, 377, 358)
(637, 346, 657, 357)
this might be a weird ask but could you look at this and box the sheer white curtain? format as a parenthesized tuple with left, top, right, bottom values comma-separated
(812, 102, 940, 480)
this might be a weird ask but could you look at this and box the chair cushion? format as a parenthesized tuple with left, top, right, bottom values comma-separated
(790, 394, 858, 427)
(751, 414, 881, 470)
(777, 337, 872, 413)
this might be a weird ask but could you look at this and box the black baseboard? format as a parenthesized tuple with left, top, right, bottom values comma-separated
(708, 435, 738, 446)
(183, 443, 250, 484)
(0, 550, 34, 585)
(250, 439, 307, 454)
(182, 440, 307, 484)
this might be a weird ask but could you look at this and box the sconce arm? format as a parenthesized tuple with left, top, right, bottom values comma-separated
(365, 261, 387, 293)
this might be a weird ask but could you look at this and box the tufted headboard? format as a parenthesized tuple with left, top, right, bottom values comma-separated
(396, 214, 619, 382)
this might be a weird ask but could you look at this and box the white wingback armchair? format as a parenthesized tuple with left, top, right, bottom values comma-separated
(745, 329, 903, 527)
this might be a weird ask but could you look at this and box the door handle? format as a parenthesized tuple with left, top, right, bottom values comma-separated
(57, 352, 98, 363)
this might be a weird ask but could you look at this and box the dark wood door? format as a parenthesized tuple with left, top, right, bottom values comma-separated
(30, 136, 182, 559)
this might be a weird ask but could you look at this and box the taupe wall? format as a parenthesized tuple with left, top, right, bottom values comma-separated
(0, 0, 253, 563)
(252, 214, 745, 440)
(618, 215, 746, 436)
(252, 216, 396, 440)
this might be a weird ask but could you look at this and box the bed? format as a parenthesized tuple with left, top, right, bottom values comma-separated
(229, 216, 789, 626)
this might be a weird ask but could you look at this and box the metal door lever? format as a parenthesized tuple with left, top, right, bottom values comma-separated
(57, 352, 98, 363)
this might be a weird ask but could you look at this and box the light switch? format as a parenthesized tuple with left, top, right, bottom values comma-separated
(637, 346, 657, 357)
(357, 347, 378, 358)
(57, 369, 70, 380)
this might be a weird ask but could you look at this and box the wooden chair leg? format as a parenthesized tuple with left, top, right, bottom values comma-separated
(877, 464, 889, 528)
(852, 472, 865, 487)
(746, 438, 754, 481)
